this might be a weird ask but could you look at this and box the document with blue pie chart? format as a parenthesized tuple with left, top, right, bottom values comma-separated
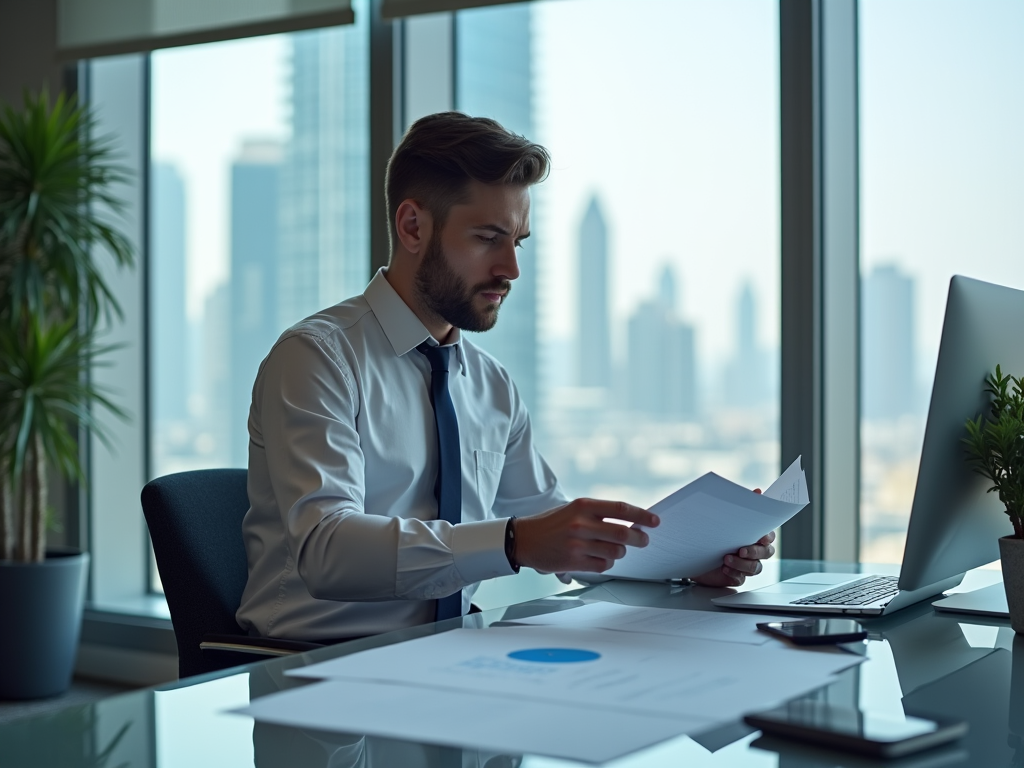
(248, 616, 862, 761)
(287, 623, 861, 721)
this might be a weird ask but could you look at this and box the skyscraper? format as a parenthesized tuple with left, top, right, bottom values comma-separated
(627, 268, 697, 419)
(657, 263, 676, 311)
(577, 196, 611, 388)
(150, 163, 189, 425)
(722, 280, 772, 407)
(202, 282, 232, 465)
(862, 264, 915, 419)
(278, 22, 370, 331)
(457, 4, 539, 413)
(229, 140, 282, 466)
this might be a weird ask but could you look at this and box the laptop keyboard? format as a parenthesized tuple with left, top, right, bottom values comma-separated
(792, 575, 900, 606)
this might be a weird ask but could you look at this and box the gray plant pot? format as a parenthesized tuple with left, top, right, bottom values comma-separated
(0, 550, 89, 700)
(999, 536, 1024, 634)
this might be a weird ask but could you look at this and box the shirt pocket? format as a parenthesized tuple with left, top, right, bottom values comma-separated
(474, 449, 506, 513)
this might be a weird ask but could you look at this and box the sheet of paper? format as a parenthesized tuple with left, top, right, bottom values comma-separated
(504, 603, 787, 645)
(288, 625, 863, 722)
(236, 678, 713, 764)
(587, 456, 809, 581)
(763, 455, 811, 504)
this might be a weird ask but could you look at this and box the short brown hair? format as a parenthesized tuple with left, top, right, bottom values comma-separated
(385, 112, 550, 249)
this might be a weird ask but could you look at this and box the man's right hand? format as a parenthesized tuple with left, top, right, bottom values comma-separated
(513, 500, 659, 574)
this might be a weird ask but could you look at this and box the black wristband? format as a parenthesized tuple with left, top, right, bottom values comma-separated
(504, 517, 520, 574)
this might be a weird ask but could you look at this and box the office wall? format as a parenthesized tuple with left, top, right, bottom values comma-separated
(0, 0, 65, 107)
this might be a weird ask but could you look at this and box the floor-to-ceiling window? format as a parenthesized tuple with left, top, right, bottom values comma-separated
(859, 0, 1024, 563)
(147, 16, 370, 592)
(455, 0, 781, 604)
(149, 18, 370, 480)
(82, 0, 845, 617)
(457, 0, 780, 508)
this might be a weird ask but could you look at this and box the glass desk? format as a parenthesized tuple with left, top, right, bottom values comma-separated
(1, 560, 1019, 768)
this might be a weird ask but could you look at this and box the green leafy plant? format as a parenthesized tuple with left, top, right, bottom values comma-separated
(0, 91, 134, 562)
(963, 365, 1024, 540)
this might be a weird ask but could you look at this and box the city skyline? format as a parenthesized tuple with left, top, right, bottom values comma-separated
(148, 2, 1024, 382)
(149, 1, 783, 376)
(151, 147, 782, 471)
(143, 1, 1024, 565)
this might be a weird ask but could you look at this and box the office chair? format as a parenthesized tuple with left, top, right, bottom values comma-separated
(141, 469, 321, 679)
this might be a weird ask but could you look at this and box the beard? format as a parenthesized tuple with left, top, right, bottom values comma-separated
(414, 231, 512, 333)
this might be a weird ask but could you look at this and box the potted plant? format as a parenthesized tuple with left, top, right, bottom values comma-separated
(963, 365, 1024, 633)
(0, 91, 134, 698)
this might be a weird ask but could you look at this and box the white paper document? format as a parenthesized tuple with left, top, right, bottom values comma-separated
(288, 625, 862, 721)
(236, 678, 713, 764)
(763, 455, 812, 504)
(584, 456, 809, 581)
(505, 603, 787, 645)
(240, 615, 863, 763)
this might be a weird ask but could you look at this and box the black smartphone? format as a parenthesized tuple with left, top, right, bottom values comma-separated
(756, 618, 867, 645)
(744, 701, 968, 759)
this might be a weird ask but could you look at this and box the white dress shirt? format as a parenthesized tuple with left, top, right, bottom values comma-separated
(236, 268, 569, 640)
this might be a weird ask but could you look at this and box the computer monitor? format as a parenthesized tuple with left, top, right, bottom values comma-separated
(898, 275, 1024, 601)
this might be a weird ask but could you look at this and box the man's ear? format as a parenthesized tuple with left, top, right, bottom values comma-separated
(394, 199, 433, 256)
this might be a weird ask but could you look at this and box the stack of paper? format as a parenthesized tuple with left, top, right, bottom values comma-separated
(235, 602, 863, 764)
(580, 456, 810, 582)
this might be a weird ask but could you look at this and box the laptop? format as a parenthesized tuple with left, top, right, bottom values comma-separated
(713, 275, 1024, 617)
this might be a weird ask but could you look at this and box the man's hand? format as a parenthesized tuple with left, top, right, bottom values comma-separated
(692, 530, 777, 588)
(514, 499, 659, 574)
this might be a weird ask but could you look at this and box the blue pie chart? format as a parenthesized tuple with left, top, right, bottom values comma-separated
(507, 648, 601, 663)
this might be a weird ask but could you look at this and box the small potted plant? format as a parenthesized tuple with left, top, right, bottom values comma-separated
(0, 91, 133, 698)
(963, 365, 1024, 633)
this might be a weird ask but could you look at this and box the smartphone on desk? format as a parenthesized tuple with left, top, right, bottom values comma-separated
(744, 701, 968, 759)
(757, 618, 867, 645)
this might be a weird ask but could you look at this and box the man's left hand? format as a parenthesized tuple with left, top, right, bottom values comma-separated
(692, 530, 777, 588)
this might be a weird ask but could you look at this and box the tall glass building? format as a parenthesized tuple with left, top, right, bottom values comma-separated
(456, 4, 540, 415)
(229, 141, 283, 466)
(577, 195, 611, 389)
(278, 21, 370, 331)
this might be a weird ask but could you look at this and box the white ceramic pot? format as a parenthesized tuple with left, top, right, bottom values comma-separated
(999, 536, 1024, 634)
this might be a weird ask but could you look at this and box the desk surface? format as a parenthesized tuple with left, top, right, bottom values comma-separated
(0, 560, 1018, 768)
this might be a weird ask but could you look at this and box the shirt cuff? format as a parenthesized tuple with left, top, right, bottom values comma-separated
(452, 518, 516, 584)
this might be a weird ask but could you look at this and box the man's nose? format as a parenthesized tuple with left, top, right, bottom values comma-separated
(493, 240, 521, 281)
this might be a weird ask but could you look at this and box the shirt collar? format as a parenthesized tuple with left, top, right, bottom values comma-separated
(363, 268, 466, 375)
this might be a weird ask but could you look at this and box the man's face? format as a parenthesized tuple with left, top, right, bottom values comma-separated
(414, 181, 530, 333)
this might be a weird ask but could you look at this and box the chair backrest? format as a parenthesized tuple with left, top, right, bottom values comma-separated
(141, 468, 250, 679)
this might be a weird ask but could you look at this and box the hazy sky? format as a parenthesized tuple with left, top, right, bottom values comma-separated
(860, 0, 1024, 383)
(150, 0, 1024, 383)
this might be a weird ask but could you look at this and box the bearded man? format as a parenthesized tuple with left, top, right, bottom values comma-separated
(237, 112, 774, 641)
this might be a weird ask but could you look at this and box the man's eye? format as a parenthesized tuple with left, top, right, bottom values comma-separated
(478, 235, 498, 244)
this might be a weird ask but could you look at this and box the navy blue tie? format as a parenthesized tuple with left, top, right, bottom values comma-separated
(417, 342, 463, 622)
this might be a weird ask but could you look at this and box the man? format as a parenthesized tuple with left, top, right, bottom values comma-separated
(237, 112, 775, 641)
